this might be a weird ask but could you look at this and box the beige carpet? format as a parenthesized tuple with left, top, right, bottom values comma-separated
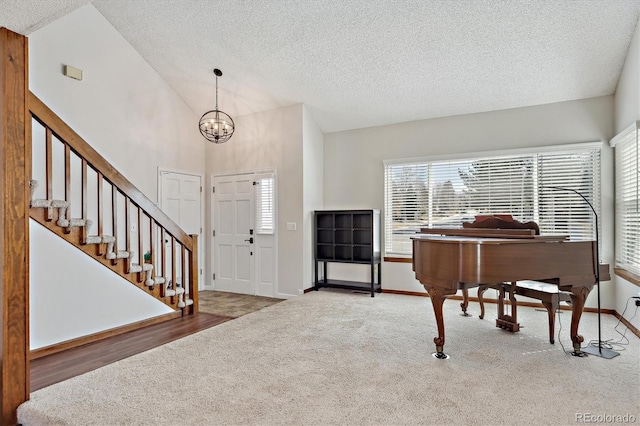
(18, 290, 640, 425)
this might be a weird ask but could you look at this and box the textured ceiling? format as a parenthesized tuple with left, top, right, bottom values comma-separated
(2, 0, 640, 133)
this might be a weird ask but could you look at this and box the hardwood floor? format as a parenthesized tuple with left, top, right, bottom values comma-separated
(30, 312, 233, 391)
(30, 292, 285, 392)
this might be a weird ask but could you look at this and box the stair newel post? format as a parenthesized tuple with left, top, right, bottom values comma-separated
(137, 206, 143, 283)
(63, 144, 71, 233)
(189, 234, 199, 314)
(0, 27, 30, 425)
(96, 172, 104, 255)
(45, 127, 53, 221)
(80, 158, 87, 244)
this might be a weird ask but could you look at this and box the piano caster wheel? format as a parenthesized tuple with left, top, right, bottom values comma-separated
(460, 312, 470, 317)
(432, 351, 450, 360)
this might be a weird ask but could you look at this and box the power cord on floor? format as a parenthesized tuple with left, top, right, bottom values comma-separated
(609, 297, 639, 348)
(584, 297, 639, 353)
(558, 296, 639, 355)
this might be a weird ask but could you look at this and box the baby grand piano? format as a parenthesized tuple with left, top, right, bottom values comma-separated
(411, 216, 604, 359)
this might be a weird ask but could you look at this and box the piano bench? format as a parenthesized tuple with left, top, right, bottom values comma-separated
(475, 281, 571, 344)
(514, 281, 571, 344)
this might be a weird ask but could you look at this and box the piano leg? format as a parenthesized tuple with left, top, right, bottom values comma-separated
(424, 286, 457, 359)
(460, 288, 470, 316)
(568, 286, 591, 357)
(477, 285, 489, 319)
(541, 297, 559, 344)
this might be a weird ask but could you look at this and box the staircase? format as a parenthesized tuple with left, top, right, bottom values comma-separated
(28, 92, 198, 318)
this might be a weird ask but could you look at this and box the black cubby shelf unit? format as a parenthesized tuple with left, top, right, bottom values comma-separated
(314, 209, 381, 297)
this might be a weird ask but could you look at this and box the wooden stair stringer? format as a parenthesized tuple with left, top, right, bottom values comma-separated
(29, 207, 179, 311)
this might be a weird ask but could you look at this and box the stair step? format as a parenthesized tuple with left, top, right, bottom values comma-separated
(101, 235, 116, 243)
(106, 250, 130, 260)
(30, 199, 51, 208)
(145, 276, 165, 287)
(50, 199, 70, 208)
(165, 287, 184, 297)
(129, 263, 143, 273)
(57, 218, 91, 228)
(85, 235, 102, 244)
(185, 298, 194, 306)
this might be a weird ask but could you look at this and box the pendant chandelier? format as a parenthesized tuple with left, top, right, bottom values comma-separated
(199, 68, 235, 144)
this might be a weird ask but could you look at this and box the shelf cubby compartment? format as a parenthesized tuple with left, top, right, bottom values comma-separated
(353, 229, 370, 245)
(317, 229, 334, 244)
(353, 213, 372, 229)
(334, 245, 353, 261)
(335, 213, 352, 229)
(317, 244, 334, 260)
(353, 246, 373, 262)
(317, 214, 334, 229)
(335, 230, 351, 245)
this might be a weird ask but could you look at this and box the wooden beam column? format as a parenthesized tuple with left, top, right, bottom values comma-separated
(0, 27, 30, 426)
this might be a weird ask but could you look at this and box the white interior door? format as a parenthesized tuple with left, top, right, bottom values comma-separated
(213, 174, 255, 294)
(159, 170, 203, 285)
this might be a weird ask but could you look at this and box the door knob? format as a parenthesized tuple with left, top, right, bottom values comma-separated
(244, 237, 254, 244)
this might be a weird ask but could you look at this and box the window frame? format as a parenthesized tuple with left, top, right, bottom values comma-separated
(610, 121, 640, 284)
(383, 142, 602, 259)
(255, 173, 275, 235)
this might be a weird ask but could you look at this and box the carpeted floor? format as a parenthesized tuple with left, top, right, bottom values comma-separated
(18, 290, 640, 425)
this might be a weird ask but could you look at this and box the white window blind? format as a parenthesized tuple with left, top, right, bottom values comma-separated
(611, 122, 640, 276)
(255, 174, 275, 235)
(384, 145, 601, 256)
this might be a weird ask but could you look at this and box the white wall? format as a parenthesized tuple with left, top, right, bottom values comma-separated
(324, 96, 616, 309)
(27, 4, 205, 345)
(302, 106, 324, 290)
(613, 17, 640, 330)
(30, 220, 173, 350)
(28, 4, 204, 202)
(206, 104, 304, 298)
(615, 18, 640, 131)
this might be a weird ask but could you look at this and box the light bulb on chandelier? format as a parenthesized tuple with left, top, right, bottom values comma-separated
(198, 68, 235, 144)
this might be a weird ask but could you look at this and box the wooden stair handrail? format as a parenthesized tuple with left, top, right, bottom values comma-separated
(28, 91, 192, 251)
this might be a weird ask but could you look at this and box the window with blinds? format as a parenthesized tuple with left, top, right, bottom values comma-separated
(255, 174, 275, 235)
(383, 144, 601, 256)
(611, 122, 640, 276)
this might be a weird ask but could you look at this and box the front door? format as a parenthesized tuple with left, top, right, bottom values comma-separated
(213, 173, 255, 294)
